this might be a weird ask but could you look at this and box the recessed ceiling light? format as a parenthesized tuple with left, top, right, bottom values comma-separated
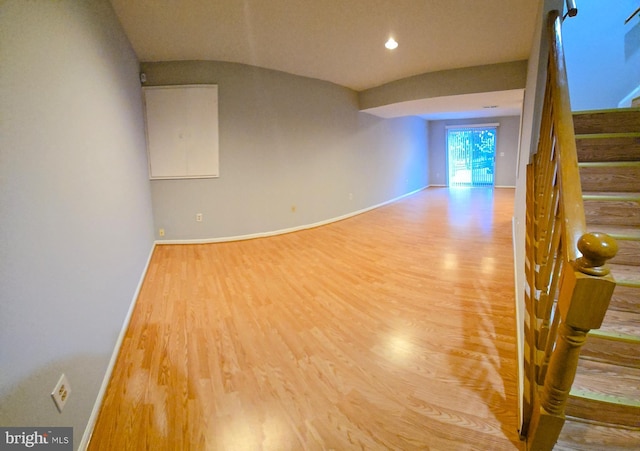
(385, 38, 398, 50)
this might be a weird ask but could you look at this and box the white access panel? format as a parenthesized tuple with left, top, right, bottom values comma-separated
(143, 85, 219, 179)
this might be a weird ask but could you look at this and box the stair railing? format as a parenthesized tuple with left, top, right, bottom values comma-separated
(521, 9, 619, 450)
(564, 0, 578, 19)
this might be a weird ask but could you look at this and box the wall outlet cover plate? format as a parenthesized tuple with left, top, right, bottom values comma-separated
(51, 373, 71, 413)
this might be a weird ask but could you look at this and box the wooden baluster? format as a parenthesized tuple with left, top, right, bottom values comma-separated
(526, 233, 617, 451)
(522, 163, 537, 438)
(541, 322, 587, 415)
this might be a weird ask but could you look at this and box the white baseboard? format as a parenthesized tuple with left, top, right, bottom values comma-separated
(428, 184, 516, 189)
(618, 84, 640, 108)
(156, 187, 428, 245)
(78, 242, 157, 451)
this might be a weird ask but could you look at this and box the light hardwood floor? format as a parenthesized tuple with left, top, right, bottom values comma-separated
(89, 187, 522, 450)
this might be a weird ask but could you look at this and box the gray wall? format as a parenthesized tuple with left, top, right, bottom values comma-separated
(141, 61, 429, 241)
(0, 0, 155, 446)
(359, 61, 528, 110)
(428, 116, 521, 187)
(564, 0, 640, 110)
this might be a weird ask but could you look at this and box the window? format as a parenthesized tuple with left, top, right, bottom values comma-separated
(446, 125, 497, 187)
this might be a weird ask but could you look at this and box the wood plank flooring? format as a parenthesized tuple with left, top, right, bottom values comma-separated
(88, 187, 522, 450)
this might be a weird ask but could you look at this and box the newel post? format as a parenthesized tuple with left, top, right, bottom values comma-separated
(526, 233, 617, 451)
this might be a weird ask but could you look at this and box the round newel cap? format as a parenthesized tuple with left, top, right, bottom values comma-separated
(576, 232, 618, 276)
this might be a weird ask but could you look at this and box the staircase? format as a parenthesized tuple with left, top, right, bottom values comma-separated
(556, 108, 640, 449)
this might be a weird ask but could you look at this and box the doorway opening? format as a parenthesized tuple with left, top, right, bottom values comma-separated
(447, 125, 496, 187)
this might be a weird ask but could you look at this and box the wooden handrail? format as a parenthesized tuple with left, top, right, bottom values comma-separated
(521, 8, 619, 451)
(547, 10, 585, 264)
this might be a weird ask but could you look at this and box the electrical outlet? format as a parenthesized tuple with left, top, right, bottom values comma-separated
(349, 193, 353, 200)
(159, 228, 165, 237)
(196, 213, 203, 222)
(51, 374, 71, 413)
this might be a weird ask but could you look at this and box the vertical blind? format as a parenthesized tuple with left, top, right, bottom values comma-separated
(446, 126, 497, 187)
